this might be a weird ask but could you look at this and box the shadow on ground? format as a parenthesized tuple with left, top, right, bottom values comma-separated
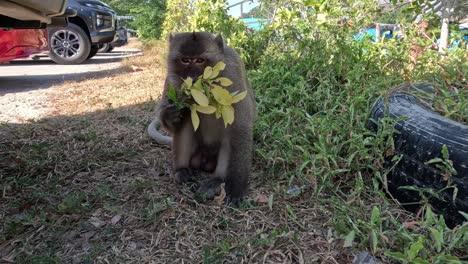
(0, 102, 343, 263)
(0, 67, 131, 95)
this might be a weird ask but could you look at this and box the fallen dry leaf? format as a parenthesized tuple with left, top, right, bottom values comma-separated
(89, 217, 105, 228)
(110, 214, 122, 225)
(403, 221, 420, 229)
(254, 193, 269, 204)
(131, 65, 144, 72)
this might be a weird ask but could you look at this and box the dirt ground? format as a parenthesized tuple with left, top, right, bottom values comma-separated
(0, 47, 142, 123)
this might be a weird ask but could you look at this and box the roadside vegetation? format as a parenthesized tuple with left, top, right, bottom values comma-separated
(1, 0, 467, 263)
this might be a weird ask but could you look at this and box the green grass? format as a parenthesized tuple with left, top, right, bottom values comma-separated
(248, 19, 467, 263)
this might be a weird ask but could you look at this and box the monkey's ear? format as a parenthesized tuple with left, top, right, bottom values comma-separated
(192, 31, 197, 40)
(215, 33, 224, 50)
(169, 33, 174, 42)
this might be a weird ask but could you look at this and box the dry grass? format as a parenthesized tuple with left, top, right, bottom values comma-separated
(0, 40, 351, 263)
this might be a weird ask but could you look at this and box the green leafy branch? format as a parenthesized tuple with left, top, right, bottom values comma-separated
(167, 61, 247, 131)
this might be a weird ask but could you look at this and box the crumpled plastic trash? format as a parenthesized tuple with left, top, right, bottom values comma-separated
(353, 251, 377, 264)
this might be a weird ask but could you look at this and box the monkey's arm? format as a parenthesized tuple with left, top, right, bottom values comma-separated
(158, 79, 187, 134)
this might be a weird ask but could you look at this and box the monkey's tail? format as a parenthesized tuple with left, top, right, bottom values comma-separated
(147, 118, 173, 146)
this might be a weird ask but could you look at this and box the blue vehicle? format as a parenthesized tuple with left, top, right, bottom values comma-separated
(242, 17, 266, 31)
(353, 28, 395, 42)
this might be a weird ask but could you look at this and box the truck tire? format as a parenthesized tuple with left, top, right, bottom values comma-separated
(48, 23, 91, 65)
(370, 83, 468, 227)
(87, 45, 99, 59)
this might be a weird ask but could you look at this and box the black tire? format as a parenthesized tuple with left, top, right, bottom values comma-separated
(98, 43, 111, 53)
(87, 45, 99, 59)
(48, 23, 91, 65)
(370, 83, 468, 227)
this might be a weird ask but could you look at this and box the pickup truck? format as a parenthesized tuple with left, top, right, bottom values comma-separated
(0, 0, 73, 63)
(47, 0, 119, 64)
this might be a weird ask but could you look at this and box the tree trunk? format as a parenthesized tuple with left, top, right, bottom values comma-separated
(438, 0, 458, 53)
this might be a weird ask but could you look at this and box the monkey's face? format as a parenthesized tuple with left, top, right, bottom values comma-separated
(175, 56, 208, 81)
(168, 32, 224, 81)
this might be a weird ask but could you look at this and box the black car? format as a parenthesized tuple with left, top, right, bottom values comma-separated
(47, 0, 118, 64)
(98, 19, 128, 53)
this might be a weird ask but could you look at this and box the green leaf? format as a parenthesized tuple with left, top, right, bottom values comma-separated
(212, 86, 233, 106)
(191, 106, 200, 131)
(232, 91, 247, 103)
(370, 229, 378, 253)
(441, 144, 449, 160)
(370, 206, 381, 227)
(434, 255, 462, 263)
(167, 84, 177, 103)
(215, 77, 233, 86)
(343, 230, 355, 248)
(191, 89, 209, 106)
(184, 77, 193, 88)
(209, 62, 225, 79)
(213, 61, 226, 72)
(203, 66, 213, 80)
(195, 105, 216, 114)
(424, 206, 435, 225)
(430, 228, 442, 253)
(221, 105, 234, 127)
(407, 236, 425, 260)
(384, 252, 406, 261)
(193, 79, 203, 90)
(215, 104, 222, 119)
(412, 258, 430, 264)
(459, 211, 468, 220)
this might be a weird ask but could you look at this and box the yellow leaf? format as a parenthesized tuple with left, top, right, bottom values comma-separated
(211, 86, 233, 106)
(196, 105, 216, 114)
(184, 77, 193, 88)
(232, 91, 247, 103)
(191, 89, 209, 106)
(221, 105, 235, 127)
(215, 105, 222, 119)
(191, 107, 200, 131)
(213, 61, 226, 72)
(193, 79, 203, 90)
(215, 77, 233, 86)
(203, 66, 213, 79)
(210, 70, 220, 79)
(316, 13, 327, 24)
(317, 13, 327, 21)
(208, 62, 225, 79)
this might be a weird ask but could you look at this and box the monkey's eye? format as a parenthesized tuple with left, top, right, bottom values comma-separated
(195, 58, 205, 64)
(181, 58, 191, 64)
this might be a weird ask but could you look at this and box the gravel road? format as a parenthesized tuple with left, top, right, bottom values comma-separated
(0, 48, 141, 123)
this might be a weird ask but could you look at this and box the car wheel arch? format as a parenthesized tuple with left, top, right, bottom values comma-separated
(68, 15, 91, 41)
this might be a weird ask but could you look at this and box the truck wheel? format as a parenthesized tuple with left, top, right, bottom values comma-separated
(370, 83, 468, 227)
(87, 45, 99, 59)
(48, 23, 91, 65)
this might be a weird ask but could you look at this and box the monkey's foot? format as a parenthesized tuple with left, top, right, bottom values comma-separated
(195, 178, 223, 202)
(224, 195, 243, 207)
(174, 168, 195, 184)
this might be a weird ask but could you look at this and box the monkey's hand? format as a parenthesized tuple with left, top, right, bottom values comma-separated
(160, 104, 186, 132)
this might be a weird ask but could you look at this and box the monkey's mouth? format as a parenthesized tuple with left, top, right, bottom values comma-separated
(189, 75, 199, 81)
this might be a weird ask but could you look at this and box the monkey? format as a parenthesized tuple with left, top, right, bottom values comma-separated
(148, 32, 255, 206)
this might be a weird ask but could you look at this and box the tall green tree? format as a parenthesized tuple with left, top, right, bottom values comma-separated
(103, 0, 167, 39)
